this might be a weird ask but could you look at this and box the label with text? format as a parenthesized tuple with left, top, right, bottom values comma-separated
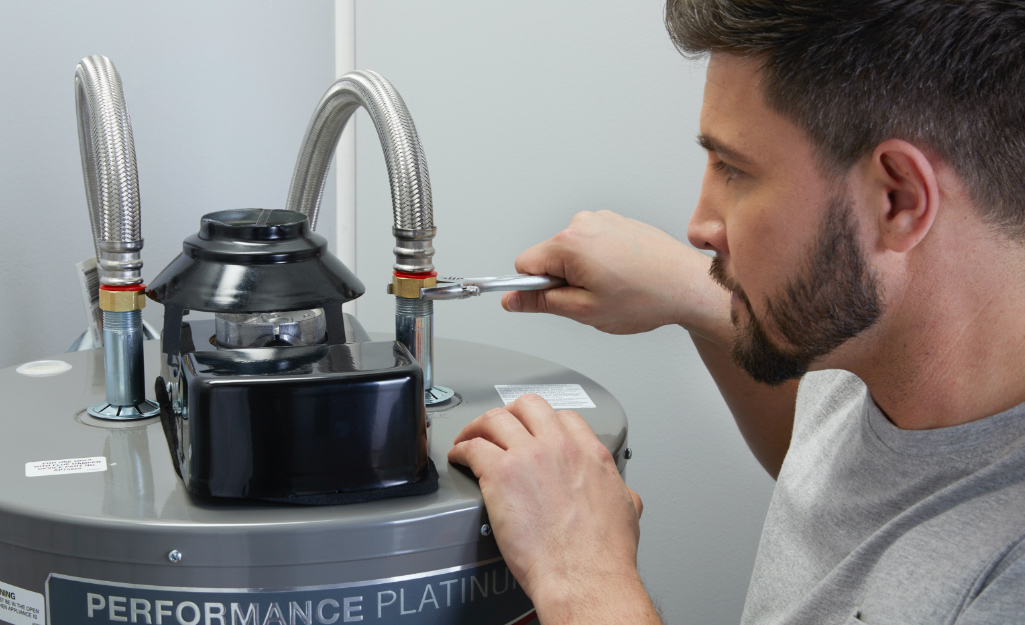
(0, 579, 45, 625)
(494, 384, 595, 409)
(25, 457, 107, 478)
(45, 558, 534, 625)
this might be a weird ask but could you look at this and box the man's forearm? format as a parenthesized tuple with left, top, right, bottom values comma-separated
(691, 333, 796, 479)
(531, 572, 663, 625)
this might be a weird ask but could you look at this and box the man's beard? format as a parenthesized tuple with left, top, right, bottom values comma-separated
(709, 194, 883, 386)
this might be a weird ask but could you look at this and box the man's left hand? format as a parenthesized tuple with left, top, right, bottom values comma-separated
(448, 394, 660, 624)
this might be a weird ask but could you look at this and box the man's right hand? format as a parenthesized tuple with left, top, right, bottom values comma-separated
(503, 210, 731, 341)
(503, 209, 795, 477)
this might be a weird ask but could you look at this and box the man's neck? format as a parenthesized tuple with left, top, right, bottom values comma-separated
(847, 227, 1025, 430)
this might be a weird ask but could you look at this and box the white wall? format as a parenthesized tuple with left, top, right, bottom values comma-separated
(0, 0, 336, 369)
(334, 0, 357, 313)
(350, 2, 775, 623)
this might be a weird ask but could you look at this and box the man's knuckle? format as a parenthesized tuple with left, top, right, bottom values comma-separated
(461, 438, 483, 454)
(495, 452, 524, 480)
(570, 210, 596, 224)
(482, 407, 507, 422)
(569, 301, 597, 324)
(555, 435, 578, 459)
(591, 441, 616, 464)
(531, 292, 549, 314)
(517, 393, 545, 405)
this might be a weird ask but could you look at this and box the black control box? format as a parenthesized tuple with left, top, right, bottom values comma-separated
(173, 327, 428, 499)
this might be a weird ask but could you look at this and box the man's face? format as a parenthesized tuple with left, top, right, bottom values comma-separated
(708, 192, 882, 385)
(689, 54, 883, 384)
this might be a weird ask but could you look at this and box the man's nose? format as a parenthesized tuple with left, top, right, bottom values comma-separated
(688, 178, 728, 255)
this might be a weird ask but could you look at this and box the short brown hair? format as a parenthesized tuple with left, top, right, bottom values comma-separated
(667, 0, 1025, 235)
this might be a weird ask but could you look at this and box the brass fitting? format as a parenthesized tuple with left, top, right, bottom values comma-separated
(99, 288, 146, 312)
(387, 274, 437, 299)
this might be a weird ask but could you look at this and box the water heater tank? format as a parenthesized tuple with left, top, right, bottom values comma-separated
(0, 338, 628, 625)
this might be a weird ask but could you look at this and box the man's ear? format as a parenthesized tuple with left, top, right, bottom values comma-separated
(866, 139, 939, 254)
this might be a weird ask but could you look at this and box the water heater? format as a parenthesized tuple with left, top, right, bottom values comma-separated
(0, 56, 629, 625)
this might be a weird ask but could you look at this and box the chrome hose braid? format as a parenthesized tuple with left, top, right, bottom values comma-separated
(288, 70, 451, 402)
(285, 70, 435, 273)
(76, 55, 157, 420)
(75, 55, 144, 287)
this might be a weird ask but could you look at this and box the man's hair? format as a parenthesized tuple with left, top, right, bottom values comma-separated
(666, 0, 1025, 235)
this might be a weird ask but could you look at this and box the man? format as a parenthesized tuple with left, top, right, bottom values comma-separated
(448, 1, 1025, 623)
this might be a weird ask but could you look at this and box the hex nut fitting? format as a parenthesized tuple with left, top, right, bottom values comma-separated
(387, 275, 438, 299)
(99, 288, 146, 312)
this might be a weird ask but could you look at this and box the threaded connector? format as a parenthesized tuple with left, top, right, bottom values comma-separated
(388, 271, 438, 299)
(98, 284, 146, 312)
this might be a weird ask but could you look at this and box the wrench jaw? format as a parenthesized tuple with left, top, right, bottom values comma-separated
(417, 278, 477, 301)
(419, 274, 566, 301)
(388, 273, 565, 404)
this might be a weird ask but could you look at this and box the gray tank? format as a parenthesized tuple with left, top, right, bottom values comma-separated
(14, 56, 630, 625)
(0, 338, 628, 625)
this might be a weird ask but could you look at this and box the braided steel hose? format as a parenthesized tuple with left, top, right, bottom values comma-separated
(75, 55, 144, 287)
(285, 70, 435, 273)
(75, 55, 157, 420)
(287, 70, 450, 401)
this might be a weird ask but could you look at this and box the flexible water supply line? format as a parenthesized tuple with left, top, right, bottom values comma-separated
(285, 70, 434, 271)
(76, 55, 158, 420)
(75, 55, 144, 287)
(286, 70, 447, 400)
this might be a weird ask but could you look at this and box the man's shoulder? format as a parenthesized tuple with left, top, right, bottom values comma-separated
(790, 369, 867, 445)
(797, 369, 864, 402)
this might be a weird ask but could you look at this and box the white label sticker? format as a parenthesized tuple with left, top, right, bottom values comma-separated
(0, 580, 44, 625)
(24, 457, 106, 478)
(495, 384, 596, 409)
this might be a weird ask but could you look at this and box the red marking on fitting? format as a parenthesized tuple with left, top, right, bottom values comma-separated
(393, 270, 437, 279)
(100, 283, 146, 292)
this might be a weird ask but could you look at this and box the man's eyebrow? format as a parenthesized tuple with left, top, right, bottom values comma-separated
(696, 133, 755, 166)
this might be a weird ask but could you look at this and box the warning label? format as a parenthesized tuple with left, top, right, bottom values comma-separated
(24, 457, 107, 478)
(0, 580, 44, 625)
(494, 384, 596, 409)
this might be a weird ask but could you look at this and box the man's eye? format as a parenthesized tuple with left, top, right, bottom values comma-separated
(712, 159, 742, 182)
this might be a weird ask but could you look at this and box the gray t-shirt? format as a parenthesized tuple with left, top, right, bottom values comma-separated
(742, 370, 1025, 625)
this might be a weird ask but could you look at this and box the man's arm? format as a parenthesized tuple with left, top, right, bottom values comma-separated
(691, 334, 796, 478)
(447, 210, 796, 623)
(505, 210, 795, 474)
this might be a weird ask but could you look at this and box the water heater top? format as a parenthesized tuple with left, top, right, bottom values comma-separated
(0, 338, 628, 582)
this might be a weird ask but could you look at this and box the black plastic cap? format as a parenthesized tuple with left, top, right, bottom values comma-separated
(147, 209, 365, 313)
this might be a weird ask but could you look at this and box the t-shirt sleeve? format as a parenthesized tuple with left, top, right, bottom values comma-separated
(955, 539, 1025, 624)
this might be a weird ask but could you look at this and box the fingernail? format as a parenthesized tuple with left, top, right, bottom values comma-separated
(505, 293, 520, 312)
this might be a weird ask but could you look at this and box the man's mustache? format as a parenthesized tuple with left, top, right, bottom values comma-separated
(709, 255, 742, 295)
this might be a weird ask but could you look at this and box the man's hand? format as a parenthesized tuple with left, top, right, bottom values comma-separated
(448, 394, 662, 624)
(503, 210, 728, 340)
